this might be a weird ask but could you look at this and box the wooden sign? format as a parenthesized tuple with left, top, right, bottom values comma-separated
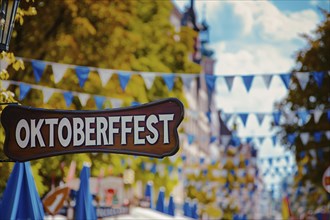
(1, 98, 184, 161)
(43, 186, 70, 215)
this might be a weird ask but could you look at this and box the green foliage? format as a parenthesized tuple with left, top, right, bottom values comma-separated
(1, 0, 200, 196)
(278, 10, 330, 211)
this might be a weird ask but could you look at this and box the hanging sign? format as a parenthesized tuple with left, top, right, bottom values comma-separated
(322, 166, 330, 194)
(1, 98, 184, 161)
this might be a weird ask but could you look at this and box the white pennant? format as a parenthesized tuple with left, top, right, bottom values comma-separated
(313, 109, 323, 123)
(181, 74, 195, 90)
(52, 63, 68, 84)
(295, 72, 310, 90)
(309, 149, 316, 159)
(98, 69, 113, 87)
(300, 132, 309, 146)
(220, 135, 231, 147)
(141, 73, 156, 89)
(110, 98, 123, 108)
(0, 58, 9, 71)
(325, 131, 330, 140)
(42, 87, 54, 103)
(262, 75, 273, 89)
(1, 80, 10, 90)
(78, 93, 90, 106)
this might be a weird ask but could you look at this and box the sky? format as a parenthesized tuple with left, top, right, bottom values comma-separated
(173, 0, 329, 185)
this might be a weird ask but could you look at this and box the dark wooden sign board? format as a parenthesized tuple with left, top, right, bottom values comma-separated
(1, 98, 184, 162)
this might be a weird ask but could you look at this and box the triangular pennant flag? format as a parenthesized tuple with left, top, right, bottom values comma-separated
(210, 136, 217, 144)
(150, 164, 157, 174)
(325, 131, 330, 140)
(224, 76, 235, 91)
(262, 75, 273, 89)
(31, 60, 47, 83)
(313, 132, 322, 143)
(75, 66, 90, 88)
(222, 113, 232, 124)
(118, 72, 131, 91)
(242, 75, 254, 93)
(181, 74, 195, 90)
(255, 113, 265, 126)
(141, 73, 156, 89)
(77, 93, 90, 106)
(273, 111, 281, 126)
(41, 87, 54, 103)
(230, 135, 241, 147)
(63, 92, 74, 107)
(19, 84, 31, 100)
(297, 109, 310, 125)
(327, 110, 330, 122)
(287, 133, 296, 145)
(268, 158, 273, 166)
(162, 74, 175, 91)
(313, 109, 323, 123)
(246, 137, 253, 144)
(51, 63, 68, 84)
(238, 113, 249, 127)
(187, 134, 195, 145)
(205, 74, 217, 94)
(309, 149, 316, 159)
(220, 135, 231, 147)
(295, 72, 310, 90)
(110, 98, 123, 108)
(258, 137, 265, 145)
(98, 68, 113, 87)
(312, 71, 324, 88)
(1, 80, 10, 89)
(206, 111, 212, 123)
(94, 95, 105, 110)
(279, 73, 291, 90)
(300, 133, 309, 146)
(271, 136, 277, 146)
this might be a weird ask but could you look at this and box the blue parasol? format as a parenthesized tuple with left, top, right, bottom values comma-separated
(0, 162, 44, 219)
(166, 194, 175, 216)
(145, 181, 154, 209)
(74, 164, 96, 220)
(155, 188, 165, 213)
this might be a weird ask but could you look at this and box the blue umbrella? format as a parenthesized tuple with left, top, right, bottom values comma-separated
(75, 164, 96, 220)
(145, 181, 154, 209)
(0, 162, 44, 219)
(166, 194, 175, 216)
(155, 188, 165, 213)
(191, 200, 198, 219)
(183, 199, 191, 217)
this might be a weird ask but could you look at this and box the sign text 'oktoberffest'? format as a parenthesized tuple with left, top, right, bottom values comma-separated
(1, 98, 184, 161)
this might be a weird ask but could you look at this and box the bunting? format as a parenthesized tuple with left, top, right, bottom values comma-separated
(31, 60, 46, 83)
(75, 66, 90, 88)
(242, 75, 254, 93)
(162, 74, 175, 91)
(98, 68, 113, 87)
(19, 84, 31, 101)
(118, 72, 131, 91)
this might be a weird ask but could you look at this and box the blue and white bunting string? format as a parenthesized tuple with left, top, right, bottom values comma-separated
(31, 60, 47, 83)
(75, 66, 90, 88)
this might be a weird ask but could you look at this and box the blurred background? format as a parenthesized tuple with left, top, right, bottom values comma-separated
(0, 0, 329, 219)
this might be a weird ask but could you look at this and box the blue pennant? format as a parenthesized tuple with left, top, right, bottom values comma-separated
(273, 111, 281, 126)
(287, 133, 296, 145)
(230, 135, 241, 147)
(140, 162, 145, 170)
(205, 74, 217, 94)
(210, 136, 217, 144)
(299, 151, 306, 158)
(258, 137, 265, 145)
(181, 155, 186, 161)
(206, 111, 212, 123)
(279, 73, 291, 90)
(313, 132, 322, 143)
(312, 71, 324, 88)
(150, 164, 157, 174)
(317, 149, 324, 160)
(187, 134, 195, 145)
(327, 110, 330, 122)
(63, 92, 74, 107)
(246, 137, 253, 144)
(94, 95, 105, 110)
(244, 159, 249, 166)
(297, 109, 309, 124)
(75, 66, 90, 87)
(268, 158, 273, 165)
(31, 60, 46, 83)
(271, 136, 277, 146)
(118, 72, 131, 91)
(19, 84, 31, 100)
(238, 113, 249, 127)
(242, 75, 254, 92)
(202, 169, 208, 176)
(224, 76, 235, 91)
(167, 165, 174, 174)
(200, 157, 205, 164)
(255, 113, 265, 126)
(162, 74, 175, 91)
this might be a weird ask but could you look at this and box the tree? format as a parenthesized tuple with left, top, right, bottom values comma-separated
(1, 0, 201, 195)
(278, 10, 330, 212)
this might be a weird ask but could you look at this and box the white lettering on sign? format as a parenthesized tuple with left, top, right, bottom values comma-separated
(14, 114, 175, 148)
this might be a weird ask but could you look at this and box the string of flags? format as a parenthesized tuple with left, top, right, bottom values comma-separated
(16, 58, 330, 95)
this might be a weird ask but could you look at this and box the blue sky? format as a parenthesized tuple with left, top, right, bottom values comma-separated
(173, 0, 329, 183)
